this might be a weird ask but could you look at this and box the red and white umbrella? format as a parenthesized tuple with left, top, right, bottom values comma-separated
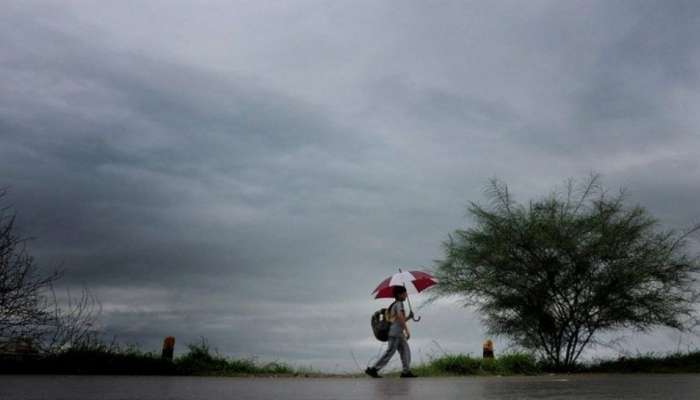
(371, 269, 437, 322)
(372, 269, 437, 299)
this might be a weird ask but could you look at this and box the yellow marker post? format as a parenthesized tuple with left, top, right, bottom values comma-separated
(482, 339, 494, 359)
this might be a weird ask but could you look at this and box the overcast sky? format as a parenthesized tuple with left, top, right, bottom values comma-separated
(2, 0, 700, 371)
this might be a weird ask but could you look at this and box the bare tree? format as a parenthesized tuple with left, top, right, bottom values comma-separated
(0, 189, 100, 352)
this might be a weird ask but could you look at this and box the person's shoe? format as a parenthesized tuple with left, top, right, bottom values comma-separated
(400, 371, 418, 378)
(365, 367, 381, 378)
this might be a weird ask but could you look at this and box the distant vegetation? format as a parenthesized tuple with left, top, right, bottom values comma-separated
(585, 351, 700, 374)
(408, 351, 700, 376)
(174, 340, 317, 376)
(0, 340, 319, 376)
(412, 353, 540, 376)
(5, 341, 700, 376)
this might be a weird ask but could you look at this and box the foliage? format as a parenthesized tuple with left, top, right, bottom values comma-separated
(586, 351, 700, 373)
(0, 342, 176, 375)
(432, 175, 700, 369)
(4, 339, 700, 375)
(495, 353, 540, 374)
(412, 352, 539, 376)
(0, 337, 309, 376)
(426, 354, 482, 375)
(174, 338, 298, 376)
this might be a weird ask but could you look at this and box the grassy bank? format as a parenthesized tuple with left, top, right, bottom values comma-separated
(0, 341, 319, 377)
(174, 341, 320, 376)
(3, 344, 700, 376)
(584, 351, 700, 373)
(411, 353, 540, 376)
(408, 351, 700, 376)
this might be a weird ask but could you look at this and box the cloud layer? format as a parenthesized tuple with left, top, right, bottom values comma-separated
(2, 1, 700, 369)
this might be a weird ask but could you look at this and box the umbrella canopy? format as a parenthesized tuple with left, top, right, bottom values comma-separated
(372, 270, 437, 299)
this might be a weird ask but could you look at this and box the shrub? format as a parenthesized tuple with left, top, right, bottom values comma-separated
(413, 352, 540, 376)
(432, 354, 482, 375)
(496, 353, 539, 375)
(174, 339, 298, 375)
(587, 351, 700, 373)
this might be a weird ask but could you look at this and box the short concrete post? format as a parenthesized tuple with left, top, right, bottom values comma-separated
(162, 336, 175, 360)
(482, 339, 494, 359)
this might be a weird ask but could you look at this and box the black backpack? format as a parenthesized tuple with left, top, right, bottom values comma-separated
(371, 301, 397, 342)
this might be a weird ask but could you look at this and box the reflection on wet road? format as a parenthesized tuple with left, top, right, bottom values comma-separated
(2, 374, 700, 400)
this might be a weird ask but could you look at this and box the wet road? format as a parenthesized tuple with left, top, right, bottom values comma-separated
(2, 374, 700, 400)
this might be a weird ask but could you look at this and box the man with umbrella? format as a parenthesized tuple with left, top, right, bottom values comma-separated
(365, 285, 416, 378)
(366, 269, 436, 378)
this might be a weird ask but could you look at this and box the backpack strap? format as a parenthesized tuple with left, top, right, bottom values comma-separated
(385, 300, 398, 321)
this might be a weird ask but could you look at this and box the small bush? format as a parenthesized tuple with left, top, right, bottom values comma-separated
(261, 362, 294, 374)
(0, 346, 176, 375)
(432, 354, 482, 375)
(480, 357, 499, 374)
(0, 337, 304, 376)
(413, 352, 540, 376)
(586, 351, 700, 373)
(173, 339, 299, 376)
(497, 353, 539, 375)
(175, 340, 227, 374)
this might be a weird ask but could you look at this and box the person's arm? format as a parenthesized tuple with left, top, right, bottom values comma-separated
(396, 305, 410, 340)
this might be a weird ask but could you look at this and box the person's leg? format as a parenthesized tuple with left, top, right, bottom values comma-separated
(372, 337, 399, 371)
(397, 337, 411, 373)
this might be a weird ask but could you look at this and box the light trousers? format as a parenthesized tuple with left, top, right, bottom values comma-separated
(373, 335, 411, 372)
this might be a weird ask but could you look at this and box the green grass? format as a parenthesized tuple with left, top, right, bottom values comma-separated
(411, 351, 700, 376)
(412, 352, 540, 376)
(174, 340, 306, 376)
(0, 344, 178, 375)
(3, 339, 700, 376)
(0, 339, 320, 376)
(585, 351, 700, 373)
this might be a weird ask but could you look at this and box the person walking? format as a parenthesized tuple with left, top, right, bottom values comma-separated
(366, 286, 417, 378)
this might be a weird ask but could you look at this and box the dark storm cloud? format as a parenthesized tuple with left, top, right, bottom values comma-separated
(507, 1, 700, 155)
(1, 4, 375, 285)
(2, 0, 700, 368)
(1, 2, 454, 367)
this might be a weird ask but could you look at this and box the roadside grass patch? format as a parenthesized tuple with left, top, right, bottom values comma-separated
(586, 351, 700, 373)
(174, 340, 299, 375)
(0, 343, 177, 375)
(0, 338, 311, 376)
(413, 352, 540, 376)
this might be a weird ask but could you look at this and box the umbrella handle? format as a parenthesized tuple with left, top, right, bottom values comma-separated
(400, 272, 425, 322)
(405, 293, 421, 322)
(405, 310, 420, 322)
